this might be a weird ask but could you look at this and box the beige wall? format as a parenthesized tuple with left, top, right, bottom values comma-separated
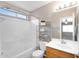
(31, 1, 59, 19)
(51, 7, 77, 39)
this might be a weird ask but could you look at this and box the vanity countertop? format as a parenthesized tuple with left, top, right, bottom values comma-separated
(46, 38, 79, 56)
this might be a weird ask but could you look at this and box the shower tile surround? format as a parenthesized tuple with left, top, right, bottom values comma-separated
(0, 15, 36, 58)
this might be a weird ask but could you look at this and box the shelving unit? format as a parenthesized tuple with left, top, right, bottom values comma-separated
(39, 20, 51, 42)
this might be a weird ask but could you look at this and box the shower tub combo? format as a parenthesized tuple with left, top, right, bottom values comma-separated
(0, 15, 36, 58)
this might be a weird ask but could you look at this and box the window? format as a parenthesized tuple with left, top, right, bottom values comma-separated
(0, 8, 26, 20)
(0, 8, 16, 17)
(17, 13, 26, 19)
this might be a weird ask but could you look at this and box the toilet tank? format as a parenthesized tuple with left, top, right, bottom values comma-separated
(39, 41, 48, 51)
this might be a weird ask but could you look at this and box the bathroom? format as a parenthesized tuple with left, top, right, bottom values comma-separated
(0, 0, 79, 58)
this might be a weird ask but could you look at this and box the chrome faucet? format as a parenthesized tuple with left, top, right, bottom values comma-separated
(61, 39, 66, 44)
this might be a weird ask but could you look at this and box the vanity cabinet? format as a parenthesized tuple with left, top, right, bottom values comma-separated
(44, 47, 78, 58)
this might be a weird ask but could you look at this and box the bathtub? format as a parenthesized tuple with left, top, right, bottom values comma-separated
(15, 47, 36, 58)
(0, 47, 36, 58)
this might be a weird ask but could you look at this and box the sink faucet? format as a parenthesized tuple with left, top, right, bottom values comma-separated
(61, 39, 66, 44)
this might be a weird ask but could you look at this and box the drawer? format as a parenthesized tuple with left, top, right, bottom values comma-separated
(45, 47, 74, 58)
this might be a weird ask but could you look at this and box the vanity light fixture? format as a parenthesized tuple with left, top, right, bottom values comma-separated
(56, 1, 77, 11)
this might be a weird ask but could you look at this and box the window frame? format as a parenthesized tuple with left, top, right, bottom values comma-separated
(0, 7, 27, 20)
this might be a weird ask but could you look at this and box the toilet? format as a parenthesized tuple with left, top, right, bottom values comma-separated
(32, 41, 48, 58)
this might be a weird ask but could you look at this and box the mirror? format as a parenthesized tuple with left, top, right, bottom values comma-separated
(51, 6, 78, 41)
(61, 16, 75, 41)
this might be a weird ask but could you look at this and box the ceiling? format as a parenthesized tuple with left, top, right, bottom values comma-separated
(1, 1, 77, 19)
(6, 1, 52, 12)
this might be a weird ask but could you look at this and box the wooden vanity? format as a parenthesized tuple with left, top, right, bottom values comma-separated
(44, 47, 79, 58)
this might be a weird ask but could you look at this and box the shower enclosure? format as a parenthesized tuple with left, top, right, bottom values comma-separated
(0, 15, 36, 58)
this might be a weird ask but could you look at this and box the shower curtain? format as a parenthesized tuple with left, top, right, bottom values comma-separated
(0, 15, 36, 58)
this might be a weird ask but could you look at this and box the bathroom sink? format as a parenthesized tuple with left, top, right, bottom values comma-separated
(46, 39, 79, 55)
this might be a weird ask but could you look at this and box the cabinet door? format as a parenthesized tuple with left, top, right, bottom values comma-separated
(45, 51, 61, 58)
(45, 47, 74, 58)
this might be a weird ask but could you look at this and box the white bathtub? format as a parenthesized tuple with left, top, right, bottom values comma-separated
(0, 47, 36, 58)
(15, 47, 36, 58)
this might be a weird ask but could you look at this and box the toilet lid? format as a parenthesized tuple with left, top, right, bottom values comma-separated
(33, 50, 44, 56)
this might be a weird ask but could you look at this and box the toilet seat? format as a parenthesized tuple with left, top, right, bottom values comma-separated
(32, 41, 48, 58)
(32, 50, 44, 58)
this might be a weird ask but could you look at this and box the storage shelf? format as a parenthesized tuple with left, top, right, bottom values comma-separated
(39, 20, 51, 42)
